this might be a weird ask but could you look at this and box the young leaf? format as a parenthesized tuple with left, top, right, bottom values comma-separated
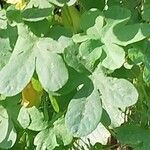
(49, 94, 60, 113)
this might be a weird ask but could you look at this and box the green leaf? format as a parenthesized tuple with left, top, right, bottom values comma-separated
(115, 124, 150, 150)
(49, 94, 60, 113)
(107, 0, 121, 6)
(86, 16, 104, 39)
(101, 43, 125, 70)
(34, 117, 72, 150)
(53, 117, 73, 145)
(47, 25, 73, 40)
(26, 0, 52, 8)
(1, 24, 18, 49)
(0, 38, 12, 70)
(79, 7, 127, 70)
(93, 71, 138, 127)
(36, 52, 68, 92)
(65, 87, 102, 137)
(27, 107, 48, 131)
(6, 6, 22, 23)
(34, 128, 58, 150)
(80, 0, 105, 11)
(18, 106, 48, 131)
(102, 6, 150, 46)
(35, 36, 73, 53)
(0, 24, 69, 96)
(64, 44, 88, 73)
(25, 19, 51, 37)
(17, 106, 31, 129)
(2, 95, 21, 125)
(0, 10, 7, 29)
(0, 105, 17, 149)
(104, 6, 131, 21)
(143, 67, 150, 84)
(79, 39, 103, 71)
(0, 27, 35, 96)
(56, 68, 86, 95)
(128, 47, 144, 64)
(31, 78, 43, 92)
(0, 38, 35, 96)
(0, 105, 9, 143)
(22, 7, 53, 22)
(0, 25, 17, 70)
(113, 23, 150, 46)
(79, 123, 110, 147)
(80, 8, 102, 31)
(142, 4, 150, 22)
(72, 33, 88, 43)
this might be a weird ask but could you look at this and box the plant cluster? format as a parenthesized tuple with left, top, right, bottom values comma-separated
(0, 0, 150, 150)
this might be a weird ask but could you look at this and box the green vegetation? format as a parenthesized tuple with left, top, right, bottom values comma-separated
(0, 0, 150, 149)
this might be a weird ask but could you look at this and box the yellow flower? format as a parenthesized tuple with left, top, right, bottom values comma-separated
(21, 81, 43, 108)
(6, 0, 26, 10)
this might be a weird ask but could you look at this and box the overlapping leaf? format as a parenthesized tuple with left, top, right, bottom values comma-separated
(93, 68, 138, 127)
(80, 123, 110, 147)
(128, 40, 150, 83)
(74, 6, 150, 70)
(0, 24, 72, 96)
(79, 39, 103, 71)
(65, 79, 102, 137)
(34, 117, 73, 150)
(76, 8, 125, 70)
(103, 6, 150, 46)
(17, 106, 48, 131)
(0, 2, 147, 149)
(0, 105, 17, 149)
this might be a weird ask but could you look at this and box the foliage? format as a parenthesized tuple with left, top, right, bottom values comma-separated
(0, 0, 150, 149)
